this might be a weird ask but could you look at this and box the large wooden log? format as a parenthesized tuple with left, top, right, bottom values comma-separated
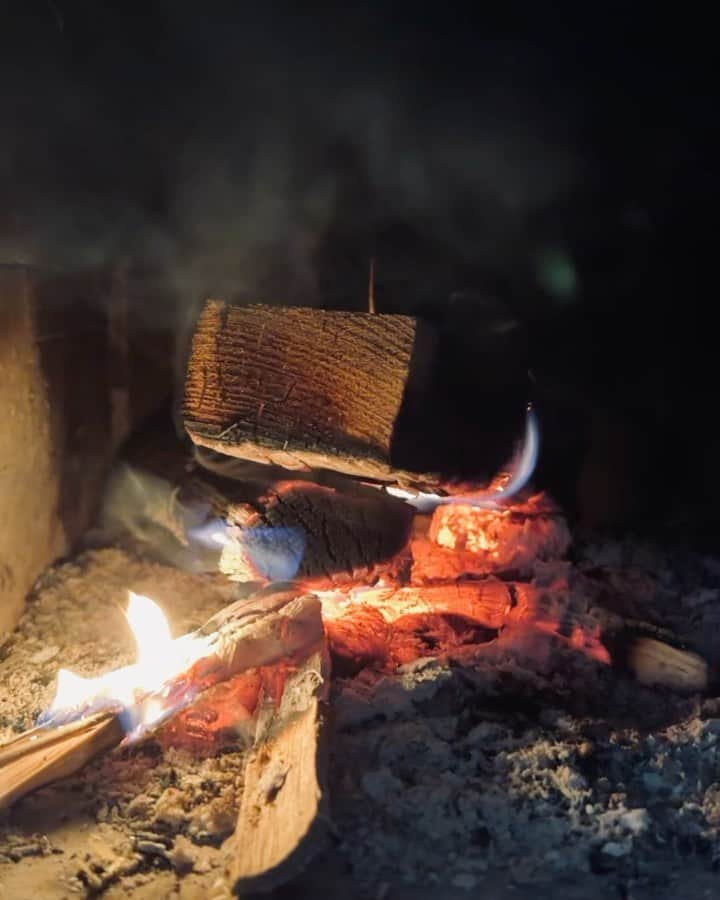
(184, 301, 436, 485)
(0, 266, 172, 640)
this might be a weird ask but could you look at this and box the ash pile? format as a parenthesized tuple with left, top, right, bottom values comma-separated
(330, 537, 720, 897)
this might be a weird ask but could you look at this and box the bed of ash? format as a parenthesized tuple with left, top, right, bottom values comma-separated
(2, 532, 720, 899)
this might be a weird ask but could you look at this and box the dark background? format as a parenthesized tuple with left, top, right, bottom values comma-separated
(1, 2, 715, 539)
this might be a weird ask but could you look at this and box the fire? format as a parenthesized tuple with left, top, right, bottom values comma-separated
(44, 592, 214, 739)
(37, 406, 570, 742)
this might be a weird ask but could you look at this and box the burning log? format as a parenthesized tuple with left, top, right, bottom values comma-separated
(184, 301, 436, 486)
(0, 587, 324, 810)
(322, 581, 710, 692)
(101, 456, 414, 584)
(218, 480, 413, 584)
(229, 648, 330, 893)
(411, 493, 571, 582)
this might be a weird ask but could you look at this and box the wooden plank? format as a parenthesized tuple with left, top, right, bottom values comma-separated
(184, 301, 436, 485)
(0, 268, 66, 638)
(229, 647, 330, 894)
(0, 265, 173, 640)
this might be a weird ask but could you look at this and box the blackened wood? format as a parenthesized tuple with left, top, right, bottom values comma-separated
(108, 415, 415, 582)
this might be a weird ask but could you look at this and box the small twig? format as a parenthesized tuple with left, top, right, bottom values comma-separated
(368, 258, 376, 314)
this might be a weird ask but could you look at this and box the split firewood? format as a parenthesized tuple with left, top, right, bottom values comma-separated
(228, 647, 330, 893)
(0, 587, 324, 810)
(627, 637, 708, 692)
(184, 301, 437, 487)
(0, 712, 125, 811)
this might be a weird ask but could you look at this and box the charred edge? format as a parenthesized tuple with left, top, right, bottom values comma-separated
(506, 583, 519, 610)
(597, 628, 634, 675)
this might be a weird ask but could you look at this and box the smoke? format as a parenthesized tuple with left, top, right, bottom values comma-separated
(1, 4, 583, 319)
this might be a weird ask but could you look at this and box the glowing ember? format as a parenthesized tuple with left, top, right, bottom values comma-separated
(44, 592, 214, 739)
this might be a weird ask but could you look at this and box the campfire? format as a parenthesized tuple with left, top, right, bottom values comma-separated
(0, 293, 717, 898)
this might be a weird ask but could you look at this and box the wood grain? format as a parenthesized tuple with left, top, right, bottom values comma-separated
(0, 713, 124, 811)
(229, 647, 329, 894)
(184, 301, 435, 483)
(0, 586, 325, 811)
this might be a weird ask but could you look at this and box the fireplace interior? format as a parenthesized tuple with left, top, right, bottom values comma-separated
(1, 268, 718, 900)
(1, 8, 716, 900)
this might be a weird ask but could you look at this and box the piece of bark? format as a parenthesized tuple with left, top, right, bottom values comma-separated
(0, 586, 324, 809)
(228, 647, 330, 894)
(0, 266, 172, 639)
(184, 301, 436, 485)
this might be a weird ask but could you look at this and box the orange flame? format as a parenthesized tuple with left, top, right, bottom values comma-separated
(45, 592, 213, 738)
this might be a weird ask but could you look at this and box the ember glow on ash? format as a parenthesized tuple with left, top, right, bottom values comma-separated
(41, 593, 214, 740)
(388, 405, 540, 512)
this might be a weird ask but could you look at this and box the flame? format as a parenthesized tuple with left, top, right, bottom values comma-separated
(189, 520, 306, 582)
(388, 405, 540, 512)
(43, 592, 214, 739)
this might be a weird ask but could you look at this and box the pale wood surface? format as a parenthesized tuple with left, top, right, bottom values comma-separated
(0, 269, 65, 638)
(0, 712, 124, 810)
(0, 265, 173, 640)
(629, 637, 708, 692)
(229, 648, 330, 894)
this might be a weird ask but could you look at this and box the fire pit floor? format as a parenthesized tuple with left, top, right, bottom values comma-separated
(2, 542, 720, 898)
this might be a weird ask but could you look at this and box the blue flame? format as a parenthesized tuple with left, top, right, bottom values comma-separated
(388, 405, 540, 512)
(238, 526, 306, 581)
(188, 519, 306, 581)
